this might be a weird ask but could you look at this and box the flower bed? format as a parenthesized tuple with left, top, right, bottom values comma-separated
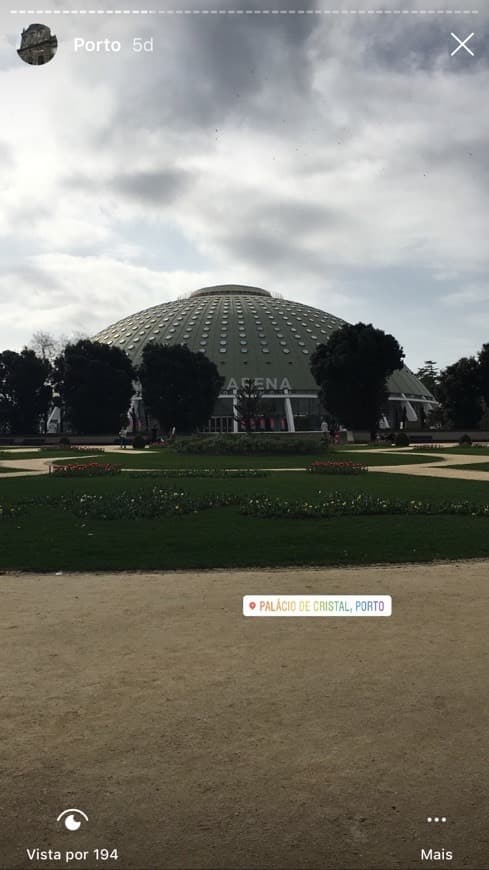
(31, 486, 489, 522)
(129, 469, 270, 479)
(77, 446, 105, 453)
(0, 503, 19, 520)
(413, 443, 489, 450)
(240, 492, 489, 519)
(307, 460, 367, 475)
(42, 446, 105, 453)
(51, 462, 121, 477)
(175, 434, 327, 455)
(64, 488, 241, 519)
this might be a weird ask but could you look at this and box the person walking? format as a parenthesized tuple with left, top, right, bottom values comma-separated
(119, 426, 128, 448)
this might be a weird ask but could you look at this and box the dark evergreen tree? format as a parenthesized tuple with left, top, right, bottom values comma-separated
(0, 348, 52, 434)
(234, 378, 263, 432)
(310, 322, 404, 440)
(478, 343, 489, 410)
(138, 343, 224, 434)
(54, 340, 135, 434)
(415, 360, 440, 399)
(437, 357, 483, 429)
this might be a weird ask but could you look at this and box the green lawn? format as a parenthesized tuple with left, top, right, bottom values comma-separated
(412, 446, 489, 456)
(0, 449, 103, 461)
(1, 469, 489, 571)
(450, 463, 489, 472)
(50, 448, 442, 469)
(0, 466, 26, 474)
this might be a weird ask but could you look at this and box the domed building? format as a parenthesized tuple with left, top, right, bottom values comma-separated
(93, 284, 437, 434)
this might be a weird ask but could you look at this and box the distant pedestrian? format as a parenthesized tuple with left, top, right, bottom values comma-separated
(119, 427, 128, 448)
(320, 419, 329, 436)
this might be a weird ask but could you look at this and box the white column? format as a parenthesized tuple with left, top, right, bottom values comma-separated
(284, 393, 295, 432)
(400, 393, 418, 422)
(232, 391, 239, 433)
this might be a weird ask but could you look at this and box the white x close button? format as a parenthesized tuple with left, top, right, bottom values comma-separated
(450, 32, 475, 57)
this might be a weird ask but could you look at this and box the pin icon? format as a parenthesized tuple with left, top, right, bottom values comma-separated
(249, 601, 256, 610)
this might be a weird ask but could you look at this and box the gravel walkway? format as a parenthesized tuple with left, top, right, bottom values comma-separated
(1, 562, 488, 869)
(1, 445, 489, 481)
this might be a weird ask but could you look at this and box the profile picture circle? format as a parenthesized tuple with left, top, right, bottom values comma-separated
(17, 23, 58, 66)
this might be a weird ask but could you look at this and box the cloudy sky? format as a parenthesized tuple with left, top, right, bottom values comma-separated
(0, 0, 488, 371)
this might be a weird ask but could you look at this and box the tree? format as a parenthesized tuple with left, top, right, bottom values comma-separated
(415, 360, 440, 399)
(425, 404, 449, 430)
(29, 331, 59, 362)
(437, 357, 483, 429)
(310, 322, 405, 440)
(53, 339, 135, 434)
(30, 331, 87, 363)
(234, 378, 263, 432)
(478, 403, 489, 431)
(478, 343, 489, 410)
(0, 349, 52, 434)
(138, 343, 224, 434)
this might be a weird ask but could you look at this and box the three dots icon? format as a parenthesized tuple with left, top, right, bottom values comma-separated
(427, 816, 447, 823)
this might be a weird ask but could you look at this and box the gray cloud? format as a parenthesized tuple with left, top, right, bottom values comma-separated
(109, 169, 193, 204)
(66, 168, 193, 205)
(94, 12, 319, 142)
(354, 17, 489, 73)
(0, 140, 14, 169)
(0, 1, 488, 371)
(3, 262, 61, 294)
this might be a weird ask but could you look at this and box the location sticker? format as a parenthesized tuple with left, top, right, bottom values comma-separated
(243, 595, 392, 617)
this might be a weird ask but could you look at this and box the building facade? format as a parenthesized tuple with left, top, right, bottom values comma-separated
(93, 284, 437, 433)
(17, 23, 57, 66)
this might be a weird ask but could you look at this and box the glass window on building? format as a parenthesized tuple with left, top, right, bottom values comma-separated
(290, 397, 322, 431)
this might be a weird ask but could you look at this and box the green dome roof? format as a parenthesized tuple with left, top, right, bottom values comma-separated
(93, 284, 434, 400)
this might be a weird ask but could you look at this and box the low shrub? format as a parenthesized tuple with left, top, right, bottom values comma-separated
(459, 434, 472, 446)
(412, 443, 444, 450)
(0, 503, 19, 520)
(307, 460, 367, 475)
(240, 493, 489, 519)
(394, 431, 410, 447)
(132, 434, 147, 450)
(51, 462, 121, 477)
(59, 436, 71, 446)
(64, 487, 241, 520)
(42, 445, 105, 454)
(174, 434, 326, 455)
(129, 468, 270, 479)
(36, 488, 489, 523)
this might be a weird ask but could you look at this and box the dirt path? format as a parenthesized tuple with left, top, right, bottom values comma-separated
(1, 563, 488, 869)
(2, 446, 489, 482)
(367, 450, 489, 481)
(0, 451, 101, 478)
